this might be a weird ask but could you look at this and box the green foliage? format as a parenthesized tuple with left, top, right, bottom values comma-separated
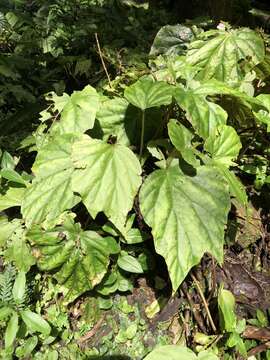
(0, 267, 51, 357)
(0, 2, 270, 358)
(218, 287, 247, 356)
(3, 21, 270, 300)
(49, 86, 100, 135)
(71, 135, 142, 232)
(124, 77, 173, 110)
(27, 213, 119, 303)
(0, 265, 16, 306)
(140, 165, 230, 291)
(187, 27, 265, 84)
(21, 134, 80, 227)
(150, 24, 195, 57)
(144, 345, 218, 360)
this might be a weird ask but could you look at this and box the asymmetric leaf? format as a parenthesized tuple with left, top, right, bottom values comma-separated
(144, 345, 196, 360)
(192, 79, 264, 108)
(187, 28, 265, 83)
(144, 345, 219, 360)
(150, 24, 194, 57)
(49, 92, 70, 114)
(124, 77, 173, 110)
(204, 125, 242, 166)
(71, 135, 142, 231)
(153, 56, 200, 83)
(140, 165, 230, 291)
(94, 97, 134, 145)
(174, 79, 264, 139)
(168, 119, 193, 151)
(27, 215, 119, 303)
(174, 86, 227, 139)
(21, 134, 80, 227)
(168, 119, 198, 166)
(50, 85, 100, 135)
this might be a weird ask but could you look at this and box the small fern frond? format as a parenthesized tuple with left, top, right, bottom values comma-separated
(0, 265, 16, 306)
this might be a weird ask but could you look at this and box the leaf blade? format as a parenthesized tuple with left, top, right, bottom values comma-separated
(72, 135, 142, 231)
(140, 165, 230, 291)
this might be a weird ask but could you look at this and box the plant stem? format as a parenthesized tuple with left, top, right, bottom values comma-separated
(166, 149, 179, 168)
(95, 32, 112, 89)
(191, 272, 217, 333)
(139, 110, 145, 159)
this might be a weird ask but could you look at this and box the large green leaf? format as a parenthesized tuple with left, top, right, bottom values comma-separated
(144, 345, 218, 360)
(254, 110, 270, 132)
(50, 85, 100, 135)
(145, 345, 196, 360)
(187, 28, 265, 83)
(203, 124, 247, 205)
(192, 80, 264, 109)
(153, 56, 200, 83)
(174, 86, 227, 139)
(71, 135, 142, 231)
(174, 79, 264, 139)
(27, 215, 119, 303)
(150, 24, 194, 57)
(124, 77, 173, 110)
(92, 98, 164, 146)
(92, 97, 134, 146)
(168, 119, 193, 151)
(204, 125, 242, 166)
(21, 134, 80, 227)
(140, 165, 230, 291)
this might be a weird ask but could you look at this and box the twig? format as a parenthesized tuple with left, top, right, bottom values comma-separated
(78, 315, 105, 343)
(207, 256, 217, 302)
(207, 334, 223, 350)
(182, 283, 207, 333)
(191, 272, 217, 333)
(94, 33, 112, 89)
(183, 308, 191, 343)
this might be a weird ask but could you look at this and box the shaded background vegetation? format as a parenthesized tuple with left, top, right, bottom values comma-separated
(0, 1, 270, 359)
(0, 0, 270, 147)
